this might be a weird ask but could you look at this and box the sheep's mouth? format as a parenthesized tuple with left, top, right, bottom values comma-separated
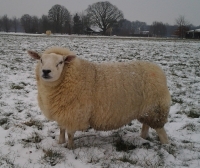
(42, 75, 52, 79)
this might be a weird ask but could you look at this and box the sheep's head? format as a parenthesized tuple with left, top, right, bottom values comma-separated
(27, 50, 75, 82)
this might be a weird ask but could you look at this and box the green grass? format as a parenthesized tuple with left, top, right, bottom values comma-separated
(172, 97, 183, 104)
(41, 149, 64, 166)
(24, 119, 43, 130)
(0, 118, 8, 126)
(187, 110, 200, 118)
(10, 83, 24, 90)
(119, 155, 137, 165)
(22, 132, 42, 145)
(182, 123, 196, 131)
(114, 136, 137, 152)
(0, 152, 20, 168)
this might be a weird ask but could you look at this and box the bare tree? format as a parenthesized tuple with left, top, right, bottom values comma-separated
(150, 21, 167, 37)
(48, 4, 70, 33)
(21, 15, 40, 33)
(79, 11, 91, 33)
(2, 15, 11, 32)
(21, 14, 32, 33)
(132, 20, 147, 34)
(114, 19, 132, 36)
(39, 15, 51, 33)
(175, 15, 190, 38)
(0, 16, 2, 31)
(31, 16, 39, 33)
(73, 13, 82, 34)
(86, 1, 124, 35)
(12, 17, 19, 33)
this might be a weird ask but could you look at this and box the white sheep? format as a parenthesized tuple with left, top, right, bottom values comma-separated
(27, 46, 171, 149)
(46, 30, 51, 36)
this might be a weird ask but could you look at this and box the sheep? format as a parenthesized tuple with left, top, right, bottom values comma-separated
(46, 30, 51, 36)
(27, 46, 171, 149)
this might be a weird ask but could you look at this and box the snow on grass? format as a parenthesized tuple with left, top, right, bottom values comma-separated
(0, 33, 200, 168)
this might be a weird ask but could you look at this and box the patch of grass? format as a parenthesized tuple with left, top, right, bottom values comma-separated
(195, 71, 200, 77)
(176, 83, 182, 88)
(172, 97, 183, 104)
(0, 101, 8, 107)
(142, 142, 151, 149)
(2, 64, 8, 68)
(4, 112, 13, 117)
(0, 50, 5, 54)
(119, 155, 137, 165)
(24, 119, 43, 130)
(13, 123, 26, 130)
(41, 149, 64, 166)
(181, 75, 187, 79)
(182, 140, 191, 143)
(10, 66, 18, 70)
(22, 132, 42, 144)
(20, 82, 28, 86)
(170, 70, 179, 77)
(155, 149, 165, 166)
(0, 152, 19, 168)
(10, 83, 24, 90)
(0, 117, 10, 130)
(187, 110, 200, 118)
(182, 123, 196, 131)
(176, 111, 184, 115)
(115, 136, 137, 152)
(14, 58, 23, 63)
(0, 118, 8, 126)
(5, 140, 15, 146)
(162, 143, 177, 157)
(15, 101, 25, 113)
(182, 160, 189, 167)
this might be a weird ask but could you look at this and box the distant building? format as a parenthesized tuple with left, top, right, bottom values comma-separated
(132, 31, 152, 37)
(186, 29, 200, 39)
(85, 26, 102, 35)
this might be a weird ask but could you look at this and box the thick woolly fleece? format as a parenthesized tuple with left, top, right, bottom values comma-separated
(35, 47, 171, 134)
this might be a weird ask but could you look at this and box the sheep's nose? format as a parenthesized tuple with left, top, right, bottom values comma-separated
(42, 69, 51, 75)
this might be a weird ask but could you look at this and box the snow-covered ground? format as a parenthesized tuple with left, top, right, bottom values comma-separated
(0, 34, 200, 168)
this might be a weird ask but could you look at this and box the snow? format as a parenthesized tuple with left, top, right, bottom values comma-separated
(90, 26, 103, 32)
(188, 29, 200, 33)
(0, 33, 200, 167)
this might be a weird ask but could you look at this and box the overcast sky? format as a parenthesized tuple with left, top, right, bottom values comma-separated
(0, 0, 199, 26)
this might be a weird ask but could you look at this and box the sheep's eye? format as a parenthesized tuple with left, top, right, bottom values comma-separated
(56, 61, 63, 67)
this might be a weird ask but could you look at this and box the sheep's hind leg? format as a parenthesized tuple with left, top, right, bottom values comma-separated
(155, 127, 169, 144)
(67, 131, 75, 149)
(58, 128, 66, 144)
(140, 123, 149, 139)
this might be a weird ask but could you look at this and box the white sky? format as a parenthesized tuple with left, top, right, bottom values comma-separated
(0, 0, 199, 26)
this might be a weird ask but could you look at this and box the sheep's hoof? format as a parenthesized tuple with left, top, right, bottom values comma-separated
(66, 143, 74, 150)
(155, 128, 169, 144)
(141, 134, 149, 140)
(58, 139, 66, 144)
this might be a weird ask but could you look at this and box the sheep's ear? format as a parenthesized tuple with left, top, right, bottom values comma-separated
(64, 55, 76, 64)
(27, 50, 41, 60)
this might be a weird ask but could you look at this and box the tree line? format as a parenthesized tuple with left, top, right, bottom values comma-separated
(0, 1, 199, 37)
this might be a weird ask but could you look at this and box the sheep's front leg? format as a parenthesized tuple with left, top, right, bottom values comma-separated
(58, 128, 66, 144)
(155, 127, 169, 144)
(67, 131, 75, 149)
(141, 123, 149, 139)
